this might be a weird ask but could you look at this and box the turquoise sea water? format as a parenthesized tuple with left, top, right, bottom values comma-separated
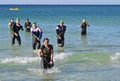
(0, 5, 120, 81)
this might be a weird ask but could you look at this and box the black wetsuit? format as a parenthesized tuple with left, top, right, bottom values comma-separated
(41, 45, 54, 69)
(81, 23, 87, 35)
(24, 22, 32, 32)
(12, 23, 23, 45)
(56, 25, 66, 47)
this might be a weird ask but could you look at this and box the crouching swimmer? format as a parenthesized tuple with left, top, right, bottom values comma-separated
(38, 38, 54, 70)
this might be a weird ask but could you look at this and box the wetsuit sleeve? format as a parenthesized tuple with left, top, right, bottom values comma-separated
(37, 28, 42, 39)
(50, 45, 53, 61)
(31, 30, 36, 36)
(20, 25, 24, 31)
(39, 31, 42, 39)
(56, 26, 59, 35)
(49, 45, 53, 54)
(63, 26, 66, 34)
(12, 23, 16, 32)
(51, 45, 53, 50)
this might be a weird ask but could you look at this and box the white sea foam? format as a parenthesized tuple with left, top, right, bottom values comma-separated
(0, 57, 40, 64)
(110, 53, 120, 62)
(0, 52, 71, 64)
(54, 52, 70, 61)
(27, 67, 61, 74)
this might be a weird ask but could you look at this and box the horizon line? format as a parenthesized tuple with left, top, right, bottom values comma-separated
(0, 3, 120, 6)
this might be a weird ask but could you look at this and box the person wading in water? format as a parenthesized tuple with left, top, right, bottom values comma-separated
(11, 18, 23, 45)
(37, 38, 54, 70)
(24, 19, 32, 32)
(56, 20, 66, 47)
(31, 22, 42, 53)
(80, 19, 90, 36)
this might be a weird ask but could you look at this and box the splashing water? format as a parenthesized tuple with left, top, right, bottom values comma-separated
(110, 53, 120, 60)
(0, 52, 71, 64)
(0, 57, 40, 64)
(110, 53, 120, 63)
(27, 67, 61, 75)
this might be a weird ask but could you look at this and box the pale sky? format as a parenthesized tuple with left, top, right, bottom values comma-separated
(0, 0, 119, 5)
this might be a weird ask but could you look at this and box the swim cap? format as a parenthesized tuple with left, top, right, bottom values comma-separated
(32, 22, 36, 26)
(16, 18, 20, 20)
(60, 20, 64, 23)
(82, 19, 86, 23)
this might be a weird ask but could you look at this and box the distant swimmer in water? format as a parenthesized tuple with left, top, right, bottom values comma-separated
(56, 20, 66, 47)
(38, 38, 54, 70)
(24, 19, 32, 32)
(8, 18, 15, 39)
(11, 18, 23, 45)
(31, 23, 42, 53)
(8, 18, 15, 31)
(79, 19, 90, 36)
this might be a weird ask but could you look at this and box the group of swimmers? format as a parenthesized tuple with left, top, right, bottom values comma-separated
(8, 18, 89, 70)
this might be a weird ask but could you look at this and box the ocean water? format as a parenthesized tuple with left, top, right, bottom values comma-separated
(0, 5, 120, 81)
